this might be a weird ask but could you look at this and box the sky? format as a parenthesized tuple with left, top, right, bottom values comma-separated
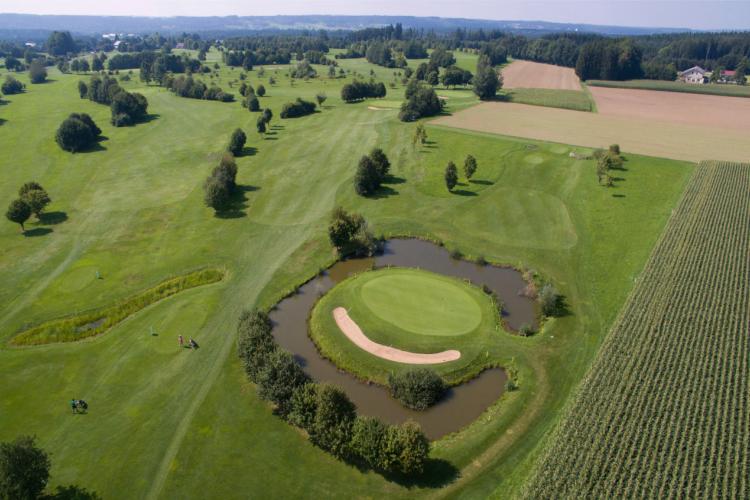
(1, 0, 749, 30)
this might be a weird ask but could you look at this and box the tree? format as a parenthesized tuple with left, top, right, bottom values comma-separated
(28, 60, 47, 84)
(735, 59, 748, 85)
(380, 421, 429, 475)
(426, 71, 439, 86)
(46, 31, 76, 56)
(227, 128, 246, 156)
(388, 368, 446, 410)
(110, 91, 148, 126)
(412, 123, 427, 148)
(2, 76, 25, 95)
(256, 116, 267, 135)
(203, 176, 231, 210)
(464, 155, 477, 179)
(354, 156, 381, 196)
(256, 84, 266, 96)
(399, 83, 442, 122)
(246, 95, 260, 112)
(19, 183, 51, 218)
(473, 55, 500, 100)
(350, 417, 387, 469)
(539, 283, 561, 316)
(328, 65, 336, 78)
(77, 80, 88, 99)
(280, 98, 316, 118)
(288, 383, 319, 431)
(5, 199, 31, 232)
(327, 207, 377, 257)
(55, 114, 99, 152)
(369, 148, 390, 178)
(441, 66, 471, 88)
(316, 92, 327, 107)
(237, 309, 276, 382)
(91, 55, 104, 72)
(0, 435, 51, 499)
(444, 161, 458, 191)
(257, 349, 310, 416)
(262, 108, 273, 125)
(309, 384, 356, 458)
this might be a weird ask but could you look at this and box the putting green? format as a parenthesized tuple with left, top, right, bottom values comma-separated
(359, 271, 481, 336)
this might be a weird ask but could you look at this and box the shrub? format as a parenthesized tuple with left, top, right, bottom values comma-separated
(1, 75, 24, 95)
(309, 384, 356, 458)
(351, 417, 387, 468)
(55, 114, 101, 152)
(388, 368, 446, 410)
(28, 60, 47, 84)
(227, 128, 246, 156)
(110, 91, 148, 126)
(609, 144, 621, 155)
(398, 82, 443, 121)
(539, 283, 561, 317)
(257, 349, 310, 416)
(449, 249, 463, 260)
(237, 309, 276, 382)
(518, 323, 535, 337)
(328, 207, 377, 257)
(287, 383, 319, 431)
(280, 98, 316, 118)
(379, 421, 430, 475)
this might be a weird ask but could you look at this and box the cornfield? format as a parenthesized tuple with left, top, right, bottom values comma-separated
(524, 161, 750, 498)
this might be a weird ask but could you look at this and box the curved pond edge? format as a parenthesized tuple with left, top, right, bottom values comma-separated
(268, 237, 541, 439)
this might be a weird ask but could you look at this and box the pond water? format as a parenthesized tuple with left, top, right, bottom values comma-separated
(270, 239, 537, 439)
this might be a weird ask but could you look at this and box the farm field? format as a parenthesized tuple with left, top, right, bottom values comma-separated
(588, 78, 750, 98)
(432, 101, 750, 162)
(524, 161, 750, 498)
(589, 86, 750, 131)
(501, 60, 581, 90)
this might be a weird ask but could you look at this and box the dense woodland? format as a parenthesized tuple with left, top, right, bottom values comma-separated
(1, 27, 749, 84)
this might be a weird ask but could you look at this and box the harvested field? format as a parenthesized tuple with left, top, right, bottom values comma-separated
(432, 101, 750, 162)
(524, 161, 750, 498)
(590, 86, 750, 132)
(501, 60, 581, 90)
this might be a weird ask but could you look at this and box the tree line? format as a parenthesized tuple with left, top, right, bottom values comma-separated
(77, 74, 149, 126)
(163, 74, 235, 102)
(237, 308, 430, 476)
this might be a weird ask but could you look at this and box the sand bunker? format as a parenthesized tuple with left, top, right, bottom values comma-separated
(332, 307, 461, 364)
(367, 106, 387, 110)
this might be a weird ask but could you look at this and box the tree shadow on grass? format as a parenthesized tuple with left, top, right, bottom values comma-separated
(38, 211, 68, 225)
(240, 146, 258, 157)
(470, 179, 493, 186)
(214, 185, 258, 219)
(612, 193, 626, 198)
(383, 175, 405, 185)
(349, 457, 459, 489)
(43, 484, 101, 499)
(451, 189, 477, 197)
(23, 227, 53, 237)
(270, 125, 285, 130)
(0, 118, 6, 126)
(370, 185, 399, 199)
(139, 113, 161, 124)
(550, 294, 572, 318)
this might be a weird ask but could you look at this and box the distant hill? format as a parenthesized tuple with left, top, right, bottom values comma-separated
(0, 13, 691, 39)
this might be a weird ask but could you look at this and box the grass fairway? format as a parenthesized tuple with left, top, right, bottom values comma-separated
(360, 269, 483, 336)
(0, 48, 693, 499)
(502, 88, 594, 112)
(311, 268, 504, 384)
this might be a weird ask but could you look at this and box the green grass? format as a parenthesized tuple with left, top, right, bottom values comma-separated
(359, 269, 483, 336)
(310, 268, 508, 385)
(10, 268, 225, 346)
(502, 88, 595, 112)
(587, 79, 750, 97)
(0, 46, 693, 499)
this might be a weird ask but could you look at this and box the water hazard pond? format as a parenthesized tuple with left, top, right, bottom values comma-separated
(270, 239, 537, 439)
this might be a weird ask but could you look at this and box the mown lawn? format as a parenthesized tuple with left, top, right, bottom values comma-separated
(587, 78, 750, 97)
(0, 48, 693, 499)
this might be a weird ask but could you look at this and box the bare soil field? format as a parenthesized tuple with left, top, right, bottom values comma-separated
(432, 101, 750, 162)
(501, 60, 581, 90)
(590, 86, 750, 132)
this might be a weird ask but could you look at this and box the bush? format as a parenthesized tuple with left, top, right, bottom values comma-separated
(518, 323, 535, 337)
(0, 435, 51, 500)
(341, 80, 387, 102)
(227, 128, 246, 156)
(1, 75, 24, 95)
(399, 82, 443, 121)
(539, 283, 561, 317)
(379, 421, 430, 475)
(257, 349, 310, 416)
(388, 368, 446, 410)
(351, 417, 387, 468)
(280, 98, 316, 118)
(245, 95, 260, 111)
(327, 207, 377, 257)
(309, 384, 356, 458)
(354, 156, 381, 196)
(28, 60, 47, 84)
(237, 309, 276, 382)
(110, 91, 148, 126)
(203, 154, 238, 211)
(55, 114, 101, 152)
(287, 383, 319, 431)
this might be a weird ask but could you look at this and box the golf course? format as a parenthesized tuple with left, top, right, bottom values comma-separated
(1, 45, 696, 498)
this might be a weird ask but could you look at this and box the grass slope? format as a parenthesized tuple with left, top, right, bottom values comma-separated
(310, 268, 503, 384)
(502, 88, 595, 112)
(524, 161, 750, 498)
(0, 48, 692, 499)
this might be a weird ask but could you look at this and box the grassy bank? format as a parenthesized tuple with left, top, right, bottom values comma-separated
(502, 88, 594, 111)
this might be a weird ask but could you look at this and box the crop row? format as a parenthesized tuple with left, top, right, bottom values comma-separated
(524, 161, 750, 498)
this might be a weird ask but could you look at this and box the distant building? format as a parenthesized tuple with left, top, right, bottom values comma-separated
(718, 70, 737, 84)
(102, 33, 117, 40)
(113, 40, 122, 49)
(175, 43, 185, 49)
(24, 42, 36, 48)
(679, 66, 707, 84)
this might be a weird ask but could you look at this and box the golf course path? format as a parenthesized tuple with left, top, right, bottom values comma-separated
(332, 307, 461, 364)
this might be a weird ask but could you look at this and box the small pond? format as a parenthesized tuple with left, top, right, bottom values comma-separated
(270, 239, 537, 439)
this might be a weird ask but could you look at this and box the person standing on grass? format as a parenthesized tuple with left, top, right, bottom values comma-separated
(178, 335, 184, 348)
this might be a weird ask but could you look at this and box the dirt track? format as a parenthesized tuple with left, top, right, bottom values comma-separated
(432, 100, 750, 163)
(332, 307, 461, 364)
(501, 60, 581, 90)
